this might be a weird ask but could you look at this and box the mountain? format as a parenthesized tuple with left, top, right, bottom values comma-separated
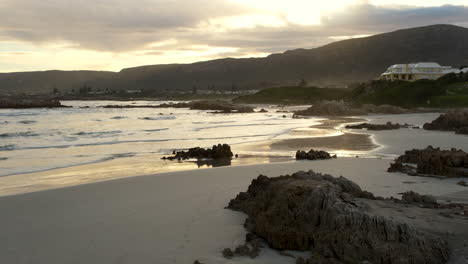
(0, 70, 115, 95)
(2, 24, 468, 95)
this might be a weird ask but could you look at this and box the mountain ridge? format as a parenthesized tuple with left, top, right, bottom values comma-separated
(1, 24, 468, 95)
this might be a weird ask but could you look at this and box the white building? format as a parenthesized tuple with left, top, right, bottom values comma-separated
(380, 62, 468, 81)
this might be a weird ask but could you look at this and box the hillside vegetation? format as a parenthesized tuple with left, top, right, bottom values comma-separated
(2, 24, 468, 95)
(233, 86, 351, 104)
(352, 72, 468, 108)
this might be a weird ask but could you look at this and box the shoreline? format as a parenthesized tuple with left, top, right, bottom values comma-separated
(0, 116, 366, 197)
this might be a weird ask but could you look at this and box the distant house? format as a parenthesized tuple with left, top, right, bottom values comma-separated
(379, 62, 468, 81)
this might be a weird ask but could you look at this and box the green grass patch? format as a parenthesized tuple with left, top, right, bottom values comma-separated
(233, 86, 352, 104)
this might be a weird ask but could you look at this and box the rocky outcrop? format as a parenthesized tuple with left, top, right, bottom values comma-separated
(345, 122, 417, 131)
(102, 100, 254, 113)
(222, 233, 263, 259)
(0, 99, 66, 109)
(388, 146, 468, 177)
(162, 144, 233, 160)
(423, 110, 468, 135)
(295, 149, 336, 160)
(400, 191, 438, 206)
(293, 101, 408, 117)
(227, 171, 449, 264)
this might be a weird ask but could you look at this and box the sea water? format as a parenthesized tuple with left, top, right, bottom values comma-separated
(0, 101, 321, 177)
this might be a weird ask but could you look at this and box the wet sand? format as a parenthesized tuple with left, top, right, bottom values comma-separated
(239, 116, 377, 155)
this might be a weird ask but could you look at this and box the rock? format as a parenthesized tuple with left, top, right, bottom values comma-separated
(345, 122, 416, 131)
(401, 191, 438, 206)
(103, 100, 255, 113)
(423, 110, 468, 134)
(193, 260, 204, 264)
(387, 146, 468, 178)
(0, 99, 67, 109)
(227, 170, 449, 264)
(457, 181, 468, 187)
(222, 248, 234, 258)
(258, 108, 268, 113)
(222, 235, 262, 259)
(163, 144, 233, 160)
(295, 149, 336, 160)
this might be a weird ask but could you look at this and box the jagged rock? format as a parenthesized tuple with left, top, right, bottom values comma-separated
(423, 110, 468, 134)
(258, 108, 268, 113)
(222, 248, 234, 259)
(193, 260, 204, 264)
(401, 191, 438, 206)
(387, 161, 418, 176)
(345, 122, 417, 131)
(227, 171, 449, 264)
(162, 144, 233, 160)
(296, 149, 336, 160)
(103, 100, 254, 113)
(0, 99, 67, 109)
(388, 146, 468, 177)
(457, 181, 468, 187)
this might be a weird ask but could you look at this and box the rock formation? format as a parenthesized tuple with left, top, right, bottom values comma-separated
(295, 149, 336, 160)
(345, 122, 417, 131)
(162, 144, 233, 160)
(388, 146, 468, 177)
(227, 171, 450, 264)
(400, 191, 438, 206)
(0, 99, 66, 109)
(102, 100, 254, 113)
(423, 110, 468, 135)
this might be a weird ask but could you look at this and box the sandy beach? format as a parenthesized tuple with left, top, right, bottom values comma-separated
(1, 112, 468, 264)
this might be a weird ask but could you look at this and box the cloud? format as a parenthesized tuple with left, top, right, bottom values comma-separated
(0, 0, 468, 72)
(321, 3, 468, 32)
(0, 0, 247, 51)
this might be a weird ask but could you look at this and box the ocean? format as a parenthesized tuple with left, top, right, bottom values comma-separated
(0, 100, 322, 178)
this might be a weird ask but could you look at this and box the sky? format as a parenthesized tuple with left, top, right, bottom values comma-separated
(0, 0, 468, 72)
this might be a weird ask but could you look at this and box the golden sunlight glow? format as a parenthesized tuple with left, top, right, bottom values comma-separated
(229, 0, 359, 25)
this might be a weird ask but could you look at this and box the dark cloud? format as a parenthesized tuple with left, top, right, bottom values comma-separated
(0, 1, 467, 56)
(0, 0, 247, 51)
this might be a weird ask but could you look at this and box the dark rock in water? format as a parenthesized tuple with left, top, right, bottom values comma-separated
(423, 110, 468, 135)
(296, 149, 336, 160)
(193, 260, 204, 264)
(401, 191, 438, 206)
(0, 99, 67, 109)
(163, 144, 233, 160)
(102, 100, 254, 113)
(221, 233, 263, 259)
(345, 122, 417, 131)
(222, 248, 234, 259)
(227, 171, 449, 264)
(457, 181, 468, 187)
(456, 126, 468, 135)
(388, 146, 468, 178)
(258, 108, 268, 113)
